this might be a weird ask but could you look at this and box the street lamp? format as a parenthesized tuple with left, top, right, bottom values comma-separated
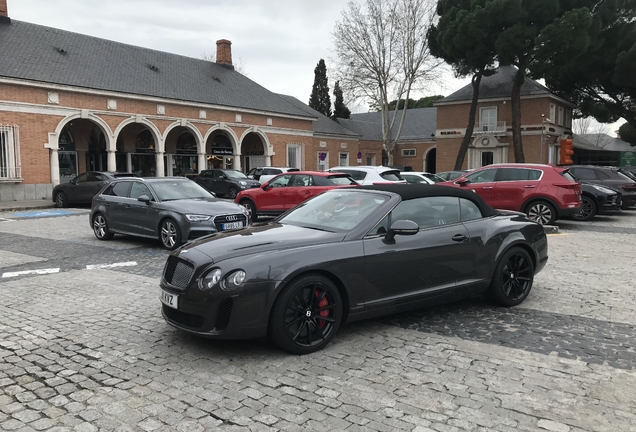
(540, 114, 546, 164)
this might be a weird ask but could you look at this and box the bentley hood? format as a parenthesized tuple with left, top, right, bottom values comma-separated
(179, 222, 346, 262)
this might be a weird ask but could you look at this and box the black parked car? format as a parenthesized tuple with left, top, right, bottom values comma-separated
(194, 169, 260, 199)
(160, 184, 548, 354)
(567, 165, 636, 209)
(572, 183, 622, 221)
(90, 177, 250, 250)
(53, 171, 136, 208)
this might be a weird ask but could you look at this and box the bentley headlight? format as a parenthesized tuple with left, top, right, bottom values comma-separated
(199, 268, 222, 290)
(222, 270, 246, 291)
(186, 214, 211, 222)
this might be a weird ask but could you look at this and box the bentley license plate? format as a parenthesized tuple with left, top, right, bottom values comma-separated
(222, 221, 243, 230)
(160, 290, 178, 309)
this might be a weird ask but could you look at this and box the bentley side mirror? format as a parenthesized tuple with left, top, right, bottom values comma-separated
(384, 219, 419, 242)
(138, 195, 151, 204)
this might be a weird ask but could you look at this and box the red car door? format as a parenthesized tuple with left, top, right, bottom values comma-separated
(493, 167, 542, 211)
(284, 174, 322, 210)
(257, 174, 292, 212)
(454, 168, 498, 205)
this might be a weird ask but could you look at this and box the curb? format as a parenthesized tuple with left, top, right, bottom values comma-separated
(543, 225, 559, 234)
(0, 203, 56, 213)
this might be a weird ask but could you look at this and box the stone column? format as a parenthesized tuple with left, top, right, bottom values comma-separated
(156, 151, 165, 178)
(107, 150, 117, 172)
(234, 153, 242, 171)
(50, 148, 60, 186)
(198, 153, 206, 172)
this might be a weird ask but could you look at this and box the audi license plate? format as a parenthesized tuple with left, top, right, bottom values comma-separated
(222, 221, 243, 231)
(160, 290, 178, 309)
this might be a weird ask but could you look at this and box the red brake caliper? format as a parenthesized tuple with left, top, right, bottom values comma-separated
(315, 290, 330, 328)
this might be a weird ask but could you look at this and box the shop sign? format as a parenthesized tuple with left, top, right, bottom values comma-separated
(212, 148, 233, 155)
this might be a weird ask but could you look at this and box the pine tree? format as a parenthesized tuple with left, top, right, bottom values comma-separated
(308, 59, 332, 117)
(332, 81, 350, 119)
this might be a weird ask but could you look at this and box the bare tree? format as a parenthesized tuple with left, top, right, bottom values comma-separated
(201, 52, 248, 76)
(332, 0, 442, 165)
(573, 118, 613, 148)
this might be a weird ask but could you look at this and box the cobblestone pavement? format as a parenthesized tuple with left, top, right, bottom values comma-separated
(0, 208, 635, 431)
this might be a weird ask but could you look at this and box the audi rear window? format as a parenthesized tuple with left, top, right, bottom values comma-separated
(380, 171, 403, 181)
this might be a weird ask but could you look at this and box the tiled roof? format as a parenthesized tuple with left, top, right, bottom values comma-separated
(337, 107, 437, 141)
(436, 65, 552, 104)
(0, 20, 312, 118)
(276, 95, 358, 137)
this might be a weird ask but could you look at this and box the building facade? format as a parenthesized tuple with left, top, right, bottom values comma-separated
(434, 66, 575, 171)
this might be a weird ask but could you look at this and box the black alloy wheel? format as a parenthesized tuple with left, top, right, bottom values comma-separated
(55, 191, 68, 208)
(240, 199, 257, 221)
(487, 247, 534, 307)
(227, 187, 239, 199)
(269, 274, 343, 354)
(92, 213, 114, 240)
(526, 201, 556, 225)
(572, 196, 597, 221)
(160, 218, 182, 250)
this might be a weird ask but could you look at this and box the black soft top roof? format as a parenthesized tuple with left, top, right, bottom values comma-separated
(355, 184, 498, 217)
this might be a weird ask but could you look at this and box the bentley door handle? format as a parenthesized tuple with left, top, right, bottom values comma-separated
(452, 234, 468, 242)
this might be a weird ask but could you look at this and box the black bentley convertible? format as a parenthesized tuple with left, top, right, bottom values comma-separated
(160, 184, 548, 354)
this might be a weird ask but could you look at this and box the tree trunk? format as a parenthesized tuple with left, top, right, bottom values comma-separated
(511, 65, 526, 163)
(384, 142, 394, 166)
(454, 70, 483, 170)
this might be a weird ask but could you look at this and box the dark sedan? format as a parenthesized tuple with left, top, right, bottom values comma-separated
(194, 169, 260, 199)
(53, 171, 136, 207)
(160, 184, 548, 354)
(572, 183, 622, 221)
(90, 177, 250, 249)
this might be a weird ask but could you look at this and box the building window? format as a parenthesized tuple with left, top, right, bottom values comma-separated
(401, 149, 416, 157)
(0, 125, 21, 180)
(481, 151, 494, 166)
(317, 151, 329, 171)
(366, 154, 376, 165)
(549, 103, 556, 123)
(558, 107, 564, 126)
(479, 107, 497, 131)
(287, 143, 302, 169)
(339, 152, 349, 166)
(565, 109, 571, 128)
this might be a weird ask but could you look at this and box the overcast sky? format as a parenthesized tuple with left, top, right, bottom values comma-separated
(9, 0, 469, 113)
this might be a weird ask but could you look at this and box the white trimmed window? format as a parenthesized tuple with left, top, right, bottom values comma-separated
(479, 107, 497, 131)
(366, 154, 376, 165)
(317, 151, 329, 171)
(401, 149, 416, 157)
(558, 107, 564, 126)
(549, 103, 556, 123)
(565, 110, 572, 128)
(286, 143, 302, 169)
(339, 152, 349, 166)
(0, 125, 21, 180)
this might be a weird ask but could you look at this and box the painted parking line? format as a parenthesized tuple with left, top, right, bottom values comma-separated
(0, 217, 16, 222)
(86, 261, 138, 270)
(2, 268, 60, 278)
(11, 210, 78, 218)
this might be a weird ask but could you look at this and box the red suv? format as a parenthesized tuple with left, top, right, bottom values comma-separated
(235, 171, 358, 219)
(443, 164, 581, 225)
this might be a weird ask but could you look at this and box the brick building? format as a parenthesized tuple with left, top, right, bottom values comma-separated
(434, 66, 575, 171)
(0, 1, 382, 202)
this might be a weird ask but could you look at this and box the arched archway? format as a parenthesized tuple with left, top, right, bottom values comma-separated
(205, 131, 235, 170)
(164, 125, 200, 177)
(240, 131, 268, 171)
(425, 147, 436, 173)
(55, 118, 110, 183)
(114, 117, 164, 176)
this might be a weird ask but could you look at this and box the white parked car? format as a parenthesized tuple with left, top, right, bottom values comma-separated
(326, 166, 406, 185)
(400, 171, 445, 185)
(246, 167, 300, 184)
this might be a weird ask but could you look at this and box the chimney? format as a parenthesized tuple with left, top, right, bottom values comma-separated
(0, 0, 10, 24)
(216, 39, 233, 67)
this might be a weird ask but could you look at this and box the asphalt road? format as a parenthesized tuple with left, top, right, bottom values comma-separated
(0, 208, 635, 431)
